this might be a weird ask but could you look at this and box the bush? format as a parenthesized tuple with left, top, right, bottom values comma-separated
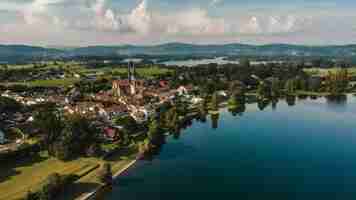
(24, 190, 39, 200)
(0, 96, 22, 113)
(86, 143, 101, 157)
(23, 173, 76, 200)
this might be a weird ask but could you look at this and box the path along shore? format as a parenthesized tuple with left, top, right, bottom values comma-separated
(77, 159, 138, 200)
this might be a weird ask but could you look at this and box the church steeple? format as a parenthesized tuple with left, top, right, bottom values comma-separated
(128, 61, 136, 82)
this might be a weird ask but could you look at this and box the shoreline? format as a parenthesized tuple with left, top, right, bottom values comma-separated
(78, 158, 138, 200)
(112, 159, 138, 179)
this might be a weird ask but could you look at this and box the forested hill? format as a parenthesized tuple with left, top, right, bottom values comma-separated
(1, 43, 356, 62)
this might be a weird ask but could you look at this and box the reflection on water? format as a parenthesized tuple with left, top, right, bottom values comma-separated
(105, 94, 354, 200)
(210, 113, 220, 129)
(326, 95, 347, 112)
(286, 95, 296, 106)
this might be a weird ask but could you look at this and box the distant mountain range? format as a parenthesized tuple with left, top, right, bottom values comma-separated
(1, 43, 356, 62)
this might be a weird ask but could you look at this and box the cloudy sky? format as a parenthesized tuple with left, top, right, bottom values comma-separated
(1, 0, 356, 46)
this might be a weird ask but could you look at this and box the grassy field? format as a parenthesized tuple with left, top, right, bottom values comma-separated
(25, 78, 79, 87)
(5, 62, 82, 70)
(1, 65, 171, 87)
(2, 78, 80, 87)
(113, 66, 172, 77)
(0, 145, 138, 200)
(0, 153, 99, 200)
(304, 67, 356, 76)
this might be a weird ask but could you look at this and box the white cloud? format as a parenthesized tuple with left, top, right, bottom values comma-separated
(23, 0, 64, 25)
(239, 15, 309, 34)
(210, 0, 223, 7)
(164, 8, 227, 36)
(241, 16, 262, 34)
(1, 0, 314, 45)
(91, 0, 121, 31)
(127, 0, 152, 34)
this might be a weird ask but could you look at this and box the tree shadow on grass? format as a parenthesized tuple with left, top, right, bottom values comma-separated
(0, 153, 47, 183)
(58, 182, 102, 200)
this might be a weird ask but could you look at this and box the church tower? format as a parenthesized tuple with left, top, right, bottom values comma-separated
(128, 61, 136, 95)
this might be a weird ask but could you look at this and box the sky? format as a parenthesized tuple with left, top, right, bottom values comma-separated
(0, 0, 356, 46)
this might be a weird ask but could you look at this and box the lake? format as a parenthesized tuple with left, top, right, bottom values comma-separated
(105, 95, 356, 200)
(160, 57, 284, 67)
(160, 57, 240, 67)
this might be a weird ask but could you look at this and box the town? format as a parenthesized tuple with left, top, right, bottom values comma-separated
(0, 57, 355, 200)
(1, 0, 356, 198)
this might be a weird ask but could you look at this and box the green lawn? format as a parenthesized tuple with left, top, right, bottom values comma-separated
(0, 154, 99, 200)
(0, 145, 138, 200)
(3, 78, 79, 87)
(111, 66, 173, 78)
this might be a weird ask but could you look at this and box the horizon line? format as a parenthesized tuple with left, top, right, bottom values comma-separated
(1, 42, 356, 49)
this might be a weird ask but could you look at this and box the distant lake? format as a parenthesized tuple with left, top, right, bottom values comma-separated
(122, 58, 143, 63)
(160, 57, 283, 67)
(105, 95, 356, 200)
(160, 57, 240, 67)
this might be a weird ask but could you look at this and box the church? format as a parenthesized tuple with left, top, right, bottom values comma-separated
(112, 62, 144, 97)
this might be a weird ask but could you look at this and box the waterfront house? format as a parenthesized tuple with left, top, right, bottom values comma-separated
(177, 86, 188, 96)
(348, 81, 356, 89)
(103, 126, 120, 141)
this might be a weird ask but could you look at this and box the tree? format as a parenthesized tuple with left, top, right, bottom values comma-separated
(113, 115, 137, 132)
(270, 78, 280, 98)
(0, 96, 23, 113)
(228, 95, 238, 107)
(257, 82, 269, 99)
(86, 143, 100, 157)
(39, 173, 63, 200)
(25, 190, 38, 200)
(1, 64, 8, 72)
(53, 140, 71, 161)
(138, 139, 150, 155)
(229, 81, 245, 100)
(285, 79, 296, 95)
(39, 184, 51, 200)
(325, 69, 349, 95)
(240, 58, 251, 68)
(99, 163, 113, 185)
(148, 119, 160, 141)
(34, 107, 64, 154)
(210, 92, 219, 111)
(164, 106, 179, 132)
(312, 58, 322, 68)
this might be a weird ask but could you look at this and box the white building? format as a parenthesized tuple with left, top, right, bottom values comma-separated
(177, 86, 188, 96)
(191, 97, 203, 104)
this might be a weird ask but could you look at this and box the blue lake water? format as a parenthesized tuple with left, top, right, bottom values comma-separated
(106, 95, 356, 200)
